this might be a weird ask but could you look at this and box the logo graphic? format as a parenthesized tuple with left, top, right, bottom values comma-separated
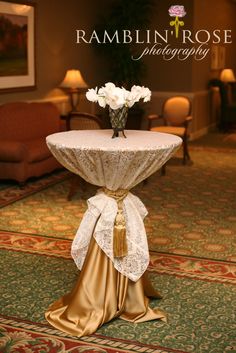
(76, 3, 232, 62)
(169, 5, 186, 38)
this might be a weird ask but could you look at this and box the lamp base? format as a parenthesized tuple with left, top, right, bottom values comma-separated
(69, 89, 80, 112)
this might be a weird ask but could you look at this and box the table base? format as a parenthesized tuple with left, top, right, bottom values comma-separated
(45, 237, 166, 337)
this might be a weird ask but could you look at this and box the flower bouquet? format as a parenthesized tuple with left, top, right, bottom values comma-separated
(86, 82, 151, 138)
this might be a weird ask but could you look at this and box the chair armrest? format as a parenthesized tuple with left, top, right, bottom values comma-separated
(185, 116, 193, 122)
(184, 116, 192, 128)
(147, 114, 162, 121)
(0, 141, 27, 162)
(147, 114, 163, 130)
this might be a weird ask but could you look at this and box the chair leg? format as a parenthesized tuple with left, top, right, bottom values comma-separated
(161, 164, 166, 176)
(67, 176, 78, 201)
(144, 164, 166, 182)
(67, 175, 86, 201)
(143, 178, 148, 185)
(183, 136, 191, 165)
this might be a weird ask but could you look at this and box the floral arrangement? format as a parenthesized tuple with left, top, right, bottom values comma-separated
(86, 82, 151, 111)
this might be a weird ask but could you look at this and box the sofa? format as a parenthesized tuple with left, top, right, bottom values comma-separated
(0, 101, 62, 184)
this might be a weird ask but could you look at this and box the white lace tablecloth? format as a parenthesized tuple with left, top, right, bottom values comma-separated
(46, 130, 182, 281)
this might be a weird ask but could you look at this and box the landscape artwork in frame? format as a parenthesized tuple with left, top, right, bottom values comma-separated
(0, 0, 35, 92)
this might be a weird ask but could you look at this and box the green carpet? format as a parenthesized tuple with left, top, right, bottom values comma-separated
(1, 249, 235, 353)
(0, 132, 236, 353)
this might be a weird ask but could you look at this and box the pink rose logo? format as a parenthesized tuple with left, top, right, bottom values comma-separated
(168, 5, 186, 18)
(169, 5, 186, 38)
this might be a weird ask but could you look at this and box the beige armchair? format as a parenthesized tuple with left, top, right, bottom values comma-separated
(147, 96, 192, 173)
(66, 112, 103, 200)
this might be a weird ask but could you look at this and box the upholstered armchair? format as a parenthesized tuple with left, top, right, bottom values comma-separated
(0, 102, 62, 184)
(147, 96, 192, 173)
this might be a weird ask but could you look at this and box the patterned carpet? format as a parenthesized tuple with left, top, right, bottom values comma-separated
(0, 169, 70, 208)
(0, 134, 236, 353)
(0, 238, 236, 353)
(189, 131, 236, 151)
(0, 149, 235, 261)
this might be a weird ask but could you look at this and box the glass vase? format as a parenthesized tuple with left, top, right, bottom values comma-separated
(109, 106, 128, 138)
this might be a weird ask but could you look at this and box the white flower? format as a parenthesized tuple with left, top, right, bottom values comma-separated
(86, 83, 151, 110)
(86, 88, 98, 102)
(103, 82, 116, 93)
(122, 88, 135, 108)
(141, 87, 151, 102)
(98, 96, 106, 108)
(107, 87, 126, 109)
(129, 85, 151, 104)
(130, 85, 143, 102)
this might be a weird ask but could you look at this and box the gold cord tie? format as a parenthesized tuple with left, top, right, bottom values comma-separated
(102, 187, 129, 258)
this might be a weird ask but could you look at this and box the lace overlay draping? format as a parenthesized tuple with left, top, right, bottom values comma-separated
(71, 189, 149, 282)
(46, 130, 182, 281)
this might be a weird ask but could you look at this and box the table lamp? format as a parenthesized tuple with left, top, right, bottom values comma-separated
(220, 68, 236, 82)
(60, 69, 88, 111)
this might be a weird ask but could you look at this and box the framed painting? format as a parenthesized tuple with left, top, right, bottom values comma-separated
(0, 0, 35, 93)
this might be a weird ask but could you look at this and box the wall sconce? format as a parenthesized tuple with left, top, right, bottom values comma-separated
(60, 69, 88, 111)
(220, 69, 236, 82)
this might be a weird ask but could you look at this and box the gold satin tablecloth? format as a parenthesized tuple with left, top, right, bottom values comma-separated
(45, 237, 166, 337)
(45, 130, 182, 337)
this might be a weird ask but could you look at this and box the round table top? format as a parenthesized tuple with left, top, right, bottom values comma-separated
(46, 129, 182, 192)
(46, 129, 182, 152)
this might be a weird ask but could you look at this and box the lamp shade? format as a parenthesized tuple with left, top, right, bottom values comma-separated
(220, 69, 236, 82)
(60, 69, 88, 89)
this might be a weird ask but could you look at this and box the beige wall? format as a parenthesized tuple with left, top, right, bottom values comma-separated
(146, 0, 236, 135)
(1, 0, 236, 136)
(144, 0, 236, 93)
(190, 0, 236, 131)
(192, 0, 236, 92)
(143, 0, 194, 92)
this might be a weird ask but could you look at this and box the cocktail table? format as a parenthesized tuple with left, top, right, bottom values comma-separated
(45, 129, 182, 337)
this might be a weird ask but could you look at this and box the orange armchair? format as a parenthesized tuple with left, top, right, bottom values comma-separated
(147, 96, 192, 167)
(0, 102, 62, 184)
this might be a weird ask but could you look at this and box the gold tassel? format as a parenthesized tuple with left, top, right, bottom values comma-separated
(113, 226, 128, 257)
(102, 187, 129, 258)
(113, 209, 128, 257)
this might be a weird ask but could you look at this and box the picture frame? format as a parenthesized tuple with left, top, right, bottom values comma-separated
(0, 0, 35, 93)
